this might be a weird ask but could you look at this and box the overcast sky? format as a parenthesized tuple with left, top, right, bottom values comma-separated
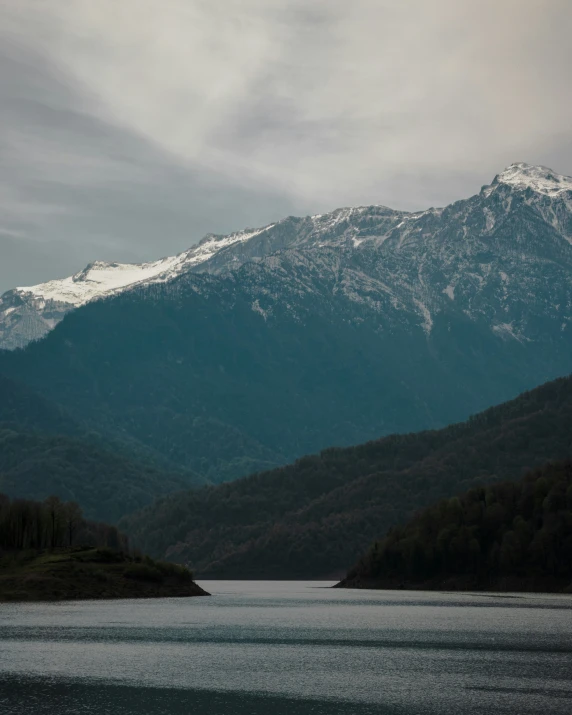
(1, 0, 571, 292)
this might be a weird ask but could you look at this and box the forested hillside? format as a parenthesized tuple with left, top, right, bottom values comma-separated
(122, 374, 572, 578)
(337, 461, 572, 593)
(0, 428, 197, 523)
(0, 375, 81, 436)
(0, 376, 203, 523)
(2, 165, 572, 485)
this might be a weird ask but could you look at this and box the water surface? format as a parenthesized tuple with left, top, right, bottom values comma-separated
(1, 581, 571, 714)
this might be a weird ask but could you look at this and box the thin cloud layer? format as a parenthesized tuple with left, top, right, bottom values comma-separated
(1, 0, 571, 290)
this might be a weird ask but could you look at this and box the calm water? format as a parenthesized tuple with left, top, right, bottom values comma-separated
(1, 581, 571, 714)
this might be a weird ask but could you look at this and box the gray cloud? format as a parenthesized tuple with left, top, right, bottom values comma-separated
(0, 0, 571, 291)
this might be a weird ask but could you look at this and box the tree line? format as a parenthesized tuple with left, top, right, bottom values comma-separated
(0, 493, 128, 552)
(121, 375, 572, 579)
(341, 461, 572, 591)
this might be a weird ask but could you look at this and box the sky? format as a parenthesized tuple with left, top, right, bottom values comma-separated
(1, 0, 571, 292)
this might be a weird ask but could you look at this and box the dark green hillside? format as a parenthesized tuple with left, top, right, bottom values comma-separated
(0, 494, 208, 601)
(122, 375, 572, 579)
(0, 375, 81, 436)
(1, 257, 569, 485)
(0, 370, 227, 479)
(0, 375, 205, 523)
(0, 428, 197, 524)
(337, 461, 572, 593)
(2, 166, 572, 487)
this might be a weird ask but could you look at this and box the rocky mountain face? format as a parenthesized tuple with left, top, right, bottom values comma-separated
(2, 162, 571, 351)
(0, 226, 276, 350)
(0, 163, 571, 485)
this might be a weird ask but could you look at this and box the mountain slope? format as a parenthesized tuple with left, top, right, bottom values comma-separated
(2, 162, 572, 350)
(0, 427, 196, 524)
(120, 375, 572, 578)
(0, 375, 81, 437)
(0, 164, 572, 482)
(336, 460, 572, 593)
(0, 226, 276, 350)
(0, 375, 206, 523)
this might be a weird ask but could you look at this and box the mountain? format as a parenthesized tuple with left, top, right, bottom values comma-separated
(1, 163, 572, 483)
(0, 226, 276, 350)
(0, 375, 81, 436)
(2, 162, 572, 351)
(0, 376, 201, 523)
(0, 428, 195, 524)
(336, 460, 572, 593)
(121, 375, 572, 578)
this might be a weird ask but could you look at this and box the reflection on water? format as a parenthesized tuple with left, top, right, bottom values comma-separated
(0, 581, 571, 714)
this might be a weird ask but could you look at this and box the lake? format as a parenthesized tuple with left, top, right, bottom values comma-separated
(1, 581, 571, 714)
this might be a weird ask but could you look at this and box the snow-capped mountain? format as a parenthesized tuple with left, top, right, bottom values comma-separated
(0, 225, 276, 350)
(2, 163, 572, 483)
(1, 162, 571, 350)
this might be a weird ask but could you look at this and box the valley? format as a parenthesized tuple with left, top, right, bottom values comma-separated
(1, 163, 572, 588)
(122, 374, 572, 580)
(1, 164, 572, 490)
(3, 6, 572, 713)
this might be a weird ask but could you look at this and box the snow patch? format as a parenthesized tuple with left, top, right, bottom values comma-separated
(496, 163, 572, 196)
(14, 224, 276, 309)
(17, 256, 185, 307)
(413, 298, 433, 335)
(483, 207, 495, 231)
(443, 285, 455, 301)
(492, 322, 525, 343)
(182, 225, 275, 269)
(251, 299, 271, 321)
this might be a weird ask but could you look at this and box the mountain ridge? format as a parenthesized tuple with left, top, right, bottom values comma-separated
(0, 161, 571, 486)
(2, 161, 571, 349)
(121, 373, 572, 578)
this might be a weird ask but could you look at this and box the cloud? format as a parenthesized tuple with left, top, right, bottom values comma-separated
(0, 0, 571, 289)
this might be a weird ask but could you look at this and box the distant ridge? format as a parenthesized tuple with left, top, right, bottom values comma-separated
(1, 162, 571, 350)
(121, 374, 572, 579)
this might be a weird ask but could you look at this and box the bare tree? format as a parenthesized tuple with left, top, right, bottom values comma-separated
(64, 501, 83, 546)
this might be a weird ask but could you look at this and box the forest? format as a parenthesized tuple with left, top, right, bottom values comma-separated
(338, 461, 572, 593)
(0, 493, 127, 551)
(0, 428, 196, 523)
(0, 376, 203, 523)
(122, 374, 572, 579)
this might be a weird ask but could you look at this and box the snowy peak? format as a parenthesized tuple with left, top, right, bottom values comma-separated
(182, 224, 276, 266)
(16, 255, 185, 308)
(10, 223, 277, 310)
(494, 163, 572, 196)
(2, 162, 572, 350)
